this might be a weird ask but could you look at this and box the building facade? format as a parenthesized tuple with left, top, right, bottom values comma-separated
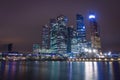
(40, 14, 101, 58)
(41, 25, 50, 49)
(71, 14, 87, 55)
(50, 15, 68, 54)
(89, 14, 101, 49)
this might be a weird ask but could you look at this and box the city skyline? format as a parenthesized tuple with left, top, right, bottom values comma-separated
(0, 0, 120, 52)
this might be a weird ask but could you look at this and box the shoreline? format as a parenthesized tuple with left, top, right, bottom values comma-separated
(0, 58, 120, 62)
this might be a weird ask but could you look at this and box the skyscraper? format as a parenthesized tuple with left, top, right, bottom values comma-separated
(50, 18, 58, 53)
(40, 14, 102, 57)
(50, 15, 68, 54)
(89, 13, 101, 50)
(56, 15, 68, 54)
(70, 26, 78, 54)
(41, 25, 50, 49)
(71, 14, 87, 55)
(67, 26, 74, 53)
(76, 14, 86, 43)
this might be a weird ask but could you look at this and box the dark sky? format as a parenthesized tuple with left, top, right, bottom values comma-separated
(0, 0, 120, 52)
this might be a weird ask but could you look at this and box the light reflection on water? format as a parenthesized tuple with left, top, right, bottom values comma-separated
(85, 62, 98, 80)
(0, 61, 120, 80)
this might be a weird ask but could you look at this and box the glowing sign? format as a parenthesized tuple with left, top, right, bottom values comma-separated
(89, 15, 95, 19)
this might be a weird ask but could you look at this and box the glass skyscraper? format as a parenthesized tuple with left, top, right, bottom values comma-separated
(50, 15, 68, 54)
(76, 14, 86, 43)
(41, 25, 50, 49)
(40, 14, 101, 58)
(71, 14, 87, 55)
(89, 14, 101, 49)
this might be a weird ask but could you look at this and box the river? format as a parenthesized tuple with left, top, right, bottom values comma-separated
(0, 61, 120, 80)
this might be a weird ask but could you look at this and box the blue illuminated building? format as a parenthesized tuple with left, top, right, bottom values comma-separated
(71, 14, 87, 55)
(89, 13, 101, 49)
(76, 14, 86, 43)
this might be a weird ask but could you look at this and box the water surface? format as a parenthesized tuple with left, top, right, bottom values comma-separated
(0, 61, 120, 80)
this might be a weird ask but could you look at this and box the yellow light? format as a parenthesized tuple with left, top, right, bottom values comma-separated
(2, 57, 6, 60)
(90, 59, 92, 61)
(93, 49, 97, 53)
(83, 59, 85, 61)
(118, 58, 120, 61)
(76, 59, 78, 61)
(110, 58, 114, 61)
(94, 58, 97, 61)
(99, 58, 102, 61)
(104, 58, 107, 61)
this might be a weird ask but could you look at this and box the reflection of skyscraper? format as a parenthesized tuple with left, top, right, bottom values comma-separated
(89, 13, 101, 49)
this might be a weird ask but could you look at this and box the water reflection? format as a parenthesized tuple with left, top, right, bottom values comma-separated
(50, 61, 60, 80)
(85, 62, 98, 80)
(0, 61, 120, 80)
(68, 62, 72, 80)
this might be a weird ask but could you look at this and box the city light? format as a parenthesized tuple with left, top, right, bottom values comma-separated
(88, 49, 92, 53)
(89, 14, 95, 19)
(93, 49, 97, 53)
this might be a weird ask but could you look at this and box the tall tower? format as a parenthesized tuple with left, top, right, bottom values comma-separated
(50, 18, 58, 53)
(50, 15, 68, 54)
(56, 15, 68, 54)
(76, 14, 87, 54)
(76, 14, 86, 43)
(41, 25, 50, 49)
(67, 26, 75, 53)
(89, 13, 101, 50)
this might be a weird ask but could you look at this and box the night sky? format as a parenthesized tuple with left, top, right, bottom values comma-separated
(0, 0, 120, 52)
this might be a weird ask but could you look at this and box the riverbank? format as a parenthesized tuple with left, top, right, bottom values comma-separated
(1, 58, 120, 62)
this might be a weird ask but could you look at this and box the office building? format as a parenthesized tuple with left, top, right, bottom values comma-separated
(40, 13, 102, 58)
(89, 13, 101, 49)
(41, 25, 50, 49)
(50, 15, 68, 54)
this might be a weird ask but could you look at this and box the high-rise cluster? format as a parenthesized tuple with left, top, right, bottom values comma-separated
(40, 13, 101, 58)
